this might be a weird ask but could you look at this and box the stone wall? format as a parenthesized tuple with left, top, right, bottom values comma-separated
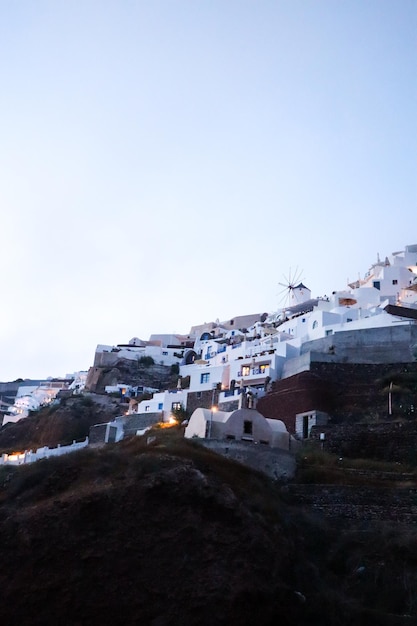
(218, 399, 240, 412)
(196, 439, 296, 480)
(310, 421, 417, 464)
(186, 389, 221, 415)
(282, 484, 417, 524)
(299, 324, 417, 365)
(123, 413, 161, 436)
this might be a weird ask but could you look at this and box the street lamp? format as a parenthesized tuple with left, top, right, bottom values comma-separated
(208, 405, 217, 438)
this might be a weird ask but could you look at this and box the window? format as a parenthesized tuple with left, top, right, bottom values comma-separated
(241, 365, 250, 376)
(200, 373, 210, 384)
(158, 403, 163, 410)
(312, 320, 318, 329)
(243, 420, 253, 435)
(347, 318, 352, 323)
(392, 279, 398, 285)
(196, 392, 202, 399)
(259, 364, 268, 374)
(162, 351, 168, 356)
(145, 405, 150, 412)
(172, 402, 182, 411)
(373, 280, 381, 290)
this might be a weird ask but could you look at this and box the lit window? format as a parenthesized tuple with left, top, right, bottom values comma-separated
(312, 321, 318, 329)
(172, 402, 182, 411)
(242, 366, 250, 376)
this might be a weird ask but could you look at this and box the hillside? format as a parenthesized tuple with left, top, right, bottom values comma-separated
(0, 394, 123, 454)
(0, 426, 416, 624)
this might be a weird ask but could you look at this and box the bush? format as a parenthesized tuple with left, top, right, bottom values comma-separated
(138, 356, 155, 367)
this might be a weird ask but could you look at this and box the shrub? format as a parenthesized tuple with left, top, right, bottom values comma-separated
(138, 356, 155, 367)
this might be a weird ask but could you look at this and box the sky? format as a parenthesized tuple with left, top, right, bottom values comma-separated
(0, 0, 416, 381)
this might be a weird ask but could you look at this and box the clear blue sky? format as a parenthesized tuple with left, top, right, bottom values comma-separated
(1, 0, 416, 381)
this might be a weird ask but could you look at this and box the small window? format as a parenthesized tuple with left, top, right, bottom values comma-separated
(196, 392, 202, 399)
(158, 403, 163, 410)
(243, 420, 253, 435)
(242, 366, 250, 376)
(346, 318, 352, 322)
(162, 351, 168, 356)
(312, 320, 318, 329)
(200, 373, 210, 384)
(392, 279, 398, 285)
(145, 405, 150, 412)
(172, 402, 181, 411)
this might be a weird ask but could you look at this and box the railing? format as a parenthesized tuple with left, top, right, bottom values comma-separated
(237, 367, 270, 377)
(223, 389, 242, 397)
(0, 437, 89, 466)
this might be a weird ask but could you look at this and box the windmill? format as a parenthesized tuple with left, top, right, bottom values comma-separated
(277, 267, 305, 310)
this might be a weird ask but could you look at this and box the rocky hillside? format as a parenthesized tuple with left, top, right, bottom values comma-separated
(0, 426, 416, 624)
(85, 358, 179, 393)
(0, 394, 123, 454)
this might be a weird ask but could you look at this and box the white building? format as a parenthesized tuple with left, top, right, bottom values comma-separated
(133, 389, 189, 422)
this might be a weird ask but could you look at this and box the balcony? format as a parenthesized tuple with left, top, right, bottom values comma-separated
(237, 366, 270, 377)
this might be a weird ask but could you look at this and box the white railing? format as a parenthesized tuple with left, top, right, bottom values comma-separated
(0, 437, 89, 466)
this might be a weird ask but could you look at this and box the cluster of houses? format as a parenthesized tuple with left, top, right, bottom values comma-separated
(90, 244, 417, 449)
(2, 244, 417, 471)
(0, 372, 87, 425)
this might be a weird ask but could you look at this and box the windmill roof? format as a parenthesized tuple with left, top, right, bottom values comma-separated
(294, 282, 309, 289)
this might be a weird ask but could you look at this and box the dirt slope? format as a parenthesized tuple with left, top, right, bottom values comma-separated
(0, 428, 416, 625)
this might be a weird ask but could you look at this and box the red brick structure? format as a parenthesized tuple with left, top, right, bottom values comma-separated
(257, 371, 334, 434)
(257, 362, 417, 434)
